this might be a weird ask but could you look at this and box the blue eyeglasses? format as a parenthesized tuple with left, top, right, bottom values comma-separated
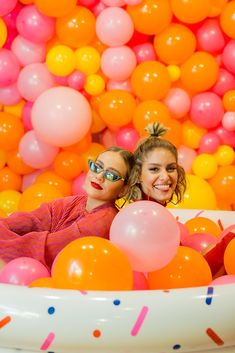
(88, 160, 125, 182)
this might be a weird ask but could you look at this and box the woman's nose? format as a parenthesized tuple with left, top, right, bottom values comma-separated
(158, 169, 169, 179)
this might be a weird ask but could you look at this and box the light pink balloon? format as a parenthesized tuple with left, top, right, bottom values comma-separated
(222, 39, 235, 75)
(196, 19, 225, 53)
(0, 83, 22, 105)
(16, 5, 55, 43)
(125, 0, 143, 5)
(163, 88, 191, 119)
(110, 201, 180, 272)
(22, 100, 33, 131)
(222, 111, 235, 132)
(101, 128, 117, 148)
(190, 92, 224, 129)
(107, 79, 132, 92)
(0, 257, 50, 286)
(11, 35, 46, 66)
(91, 1, 107, 17)
(2, 2, 22, 29)
(177, 221, 190, 243)
(68, 70, 86, 90)
(17, 63, 55, 102)
(21, 169, 43, 192)
(32, 86, 92, 147)
(198, 132, 221, 153)
(212, 68, 235, 96)
(96, 7, 134, 46)
(19, 130, 59, 169)
(0, 0, 17, 16)
(116, 125, 140, 151)
(0, 48, 20, 88)
(101, 46, 136, 81)
(102, 0, 125, 6)
(181, 232, 218, 254)
(177, 145, 197, 173)
(213, 125, 235, 148)
(72, 172, 87, 195)
(133, 43, 156, 63)
(133, 271, 148, 290)
(211, 275, 235, 286)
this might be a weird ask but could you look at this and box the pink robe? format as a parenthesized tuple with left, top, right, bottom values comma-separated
(0, 195, 118, 269)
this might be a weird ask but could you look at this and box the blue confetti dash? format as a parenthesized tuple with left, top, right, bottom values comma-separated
(48, 307, 55, 315)
(113, 299, 121, 306)
(173, 344, 181, 350)
(206, 286, 214, 305)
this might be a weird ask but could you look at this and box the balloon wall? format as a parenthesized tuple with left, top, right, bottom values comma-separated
(0, 0, 235, 214)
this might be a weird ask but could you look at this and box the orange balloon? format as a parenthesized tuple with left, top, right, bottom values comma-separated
(18, 183, 63, 212)
(180, 51, 219, 93)
(182, 120, 207, 149)
(53, 151, 84, 180)
(147, 246, 212, 289)
(209, 165, 235, 204)
(170, 0, 212, 24)
(82, 143, 105, 172)
(52, 236, 133, 290)
(34, 0, 77, 17)
(222, 90, 235, 111)
(220, 1, 235, 39)
(0, 112, 24, 151)
(91, 109, 106, 134)
(98, 90, 136, 127)
(224, 238, 235, 274)
(184, 217, 221, 238)
(209, 0, 228, 17)
(127, 0, 172, 35)
(131, 61, 171, 101)
(0, 167, 22, 191)
(63, 133, 92, 154)
(56, 6, 96, 48)
(29, 277, 55, 288)
(7, 150, 35, 175)
(163, 119, 182, 148)
(19, 0, 33, 4)
(35, 171, 72, 197)
(154, 23, 196, 65)
(132, 100, 171, 136)
(0, 149, 7, 170)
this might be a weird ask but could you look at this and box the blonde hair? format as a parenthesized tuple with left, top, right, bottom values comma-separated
(125, 122, 186, 204)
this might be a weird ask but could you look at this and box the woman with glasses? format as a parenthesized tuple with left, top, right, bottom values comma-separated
(0, 147, 134, 269)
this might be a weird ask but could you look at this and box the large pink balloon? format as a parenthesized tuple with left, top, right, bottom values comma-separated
(0, 83, 22, 105)
(163, 87, 191, 119)
(110, 201, 180, 272)
(0, 48, 20, 88)
(11, 35, 46, 66)
(32, 86, 92, 147)
(0, 0, 17, 17)
(0, 257, 50, 286)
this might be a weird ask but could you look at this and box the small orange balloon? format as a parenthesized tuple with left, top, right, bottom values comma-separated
(148, 246, 212, 289)
(34, 0, 77, 17)
(131, 61, 171, 101)
(154, 23, 197, 65)
(7, 150, 35, 175)
(222, 90, 235, 111)
(180, 51, 219, 93)
(98, 90, 136, 127)
(0, 167, 22, 191)
(91, 109, 106, 134)
(209, 0, 228, 18)
(220, 1, 235, 39)
(82, 143, 105, 172)
(0, 149, 7, 170)
(164, 119, 182, 148)
(52, 236, 133, 290)
(56, 6, 96, 48)
(209, 165, 235, 204)
(63, 133, 92, 154)
(184, 217, 221, 238)
(224, 237, 235, 274)
(35, 171, 72, 197)
(29, 277, 55, 288)
(171, 0, 211, 24)
(53, 151, 84, 180)
(182, 120, 207, 149)
(0, 112, 24, 151)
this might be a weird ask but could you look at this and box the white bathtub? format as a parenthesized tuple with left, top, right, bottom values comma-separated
(0, 209, 234, 353)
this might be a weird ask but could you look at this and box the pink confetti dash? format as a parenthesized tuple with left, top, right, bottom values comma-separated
(40, 332, 55, 350)
(194, 210, 204, 218)
(131, 306, 149, 336)
(79, 290, 88, 295)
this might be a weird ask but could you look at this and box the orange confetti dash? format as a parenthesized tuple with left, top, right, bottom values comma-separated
(0, 316, 11, 329)
(93, 329, 101, 338)
(206, 328, 224, 346)
(217, 219, 224, 231)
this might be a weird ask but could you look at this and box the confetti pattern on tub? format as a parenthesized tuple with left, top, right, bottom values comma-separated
(0, 316, 11, 329)
(48, 306, 55, 315)
(93, 329, 101, 338)
(206, 328, 224, 346)
(40, 332, 55, 350)
(113, 299, 121, 306)
(173, 344, 181, 350)
(205, 287, 214, 305)
(131, 306, 149, 336)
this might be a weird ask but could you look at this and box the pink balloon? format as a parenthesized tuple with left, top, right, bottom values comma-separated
(91, 1, 107, 17)
(0, 83, 22, 105)
(181, 233, 218, 254)
(21, 169, 43, 192)
(0, 48, 20, 88)
(177, 145, 197, 173)
(211, 275, 235, 286)
(196, 19, 225, 53)
(133, 43, 156, 63)
(101, 128, 117, 148)
(16, 5, 55, 43)
(72, 172, 87, 195)
(22, 100, 33, 131)
(2, 2, 22, 29)
(102, 0, 125, 6)
(79, 0, 99, 7)
(222, 39, 235, 75)
(68, 70, 86, 90)
(212, 68, 235, 96)
(213, 125, 235, 148)
(101, 46, 136, 81)
(19, 130, 59, 169)
(0, 0, 17, 16)
(11, 35, 46, 66)
(107, 79, 132, 92)
(32, 86, 92, 147)
(190, 92, 224, 129)
(96, 7, 134, 46)
(133, 271, 148, 290)
(110, 201, 180, 272)
(163, 88, 191, 119)
(116, 125, 140, 151)
(198, 132, 221, 153)
(17, 63, 55, 102)
(0, 257, 50, 286)
(177, 221, 190, 243)
(222, 111, 235, 132)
